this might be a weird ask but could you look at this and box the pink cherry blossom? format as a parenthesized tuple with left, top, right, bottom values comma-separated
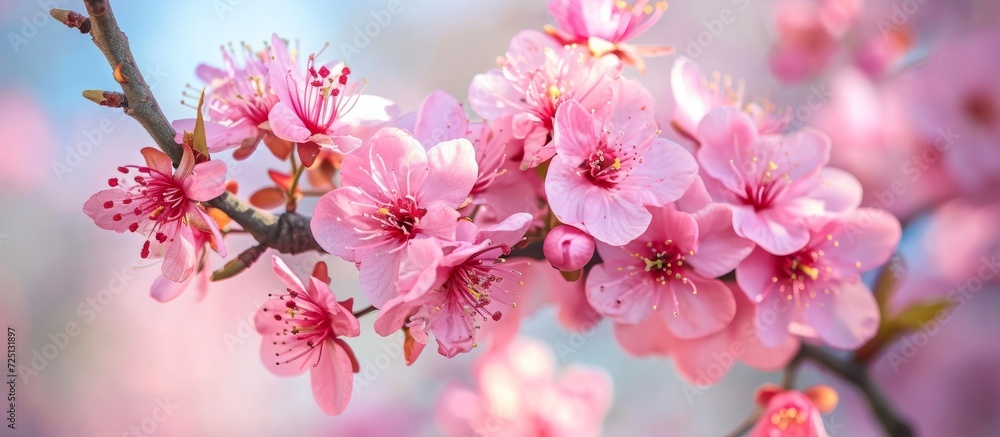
(769, 0, 840, 83)
(613, 282, 799, 385)
(469, 30, 623, 169)
(670, 56, 789, 141)
(435, 337, 612, 437)
(546, 79, 697, 245)
(373, 214, 531, 362)
(587, 204, 754, 339)
(750, 385, 838, 437)
(544, 224, 596, 272)
(544, 0, 672, 72)
(172, 42, 281, 158)
(909, 30, 1000, 192)
(148, 229, 212, 303)
(311, 127, 478, 307)
(697, 107, 862, 255)
(267, 34, 398, 167)
(255, 256, 360, 416)
(83, 145, 227, 282)
(736, 208, 900, 349)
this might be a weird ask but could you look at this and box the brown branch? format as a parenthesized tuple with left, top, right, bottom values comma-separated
(800, 345, 913, 437)
(60, 0, 324, 256)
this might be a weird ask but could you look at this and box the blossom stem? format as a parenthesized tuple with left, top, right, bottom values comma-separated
(353, 305, 377, 318)
(799, 344, 913, 437)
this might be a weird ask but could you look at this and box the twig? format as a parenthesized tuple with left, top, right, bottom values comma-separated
(800, 345, 913, 437)
(60, 0, 324, 256)
(353, 305, 377, 318)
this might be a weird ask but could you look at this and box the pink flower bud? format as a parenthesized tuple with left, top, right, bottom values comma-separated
(543, 225, 595, 272)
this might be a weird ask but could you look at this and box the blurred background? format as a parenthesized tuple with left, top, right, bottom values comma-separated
(2, 0, 1000, 435)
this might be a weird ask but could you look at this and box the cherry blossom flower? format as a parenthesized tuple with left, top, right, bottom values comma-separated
(255, 256, 360, 416)
(311, 128, 478, 307)
(267, 34, 398, 167)
(909, 30, 1000, 192)
(373, 214, 531, 362)
(614, 283, 799, 385)
(750, 384, 839, 437)
(696, 107, 862, 256)
(769, 0, 841, 83)
(435, 338, 612, 437)
(546, 79, 697, 245)
(83, 145, 227, 282)
(587, 203, 754, 340)
(544, 0, 672, 72)
(469, 30, 623, 169)
(670, 56, 789, 141)
(736, 208, 901, 349)
(172, 42, 282, 159)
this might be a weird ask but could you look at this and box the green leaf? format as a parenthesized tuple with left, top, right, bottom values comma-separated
(888, 299, 951, 332)
(192, 88, 210, 159)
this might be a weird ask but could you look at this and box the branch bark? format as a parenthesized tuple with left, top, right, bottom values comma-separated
(69, 0, 323, 255)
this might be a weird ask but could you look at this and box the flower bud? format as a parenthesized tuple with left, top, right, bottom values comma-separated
(543, 225, 595, 272)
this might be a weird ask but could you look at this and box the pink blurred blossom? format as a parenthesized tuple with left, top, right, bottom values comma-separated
(436, 337, 612, 437)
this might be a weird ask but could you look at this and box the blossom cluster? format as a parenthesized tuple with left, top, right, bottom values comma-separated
(80, 0, 908, 432)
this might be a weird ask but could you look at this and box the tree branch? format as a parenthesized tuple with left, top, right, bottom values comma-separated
(800, 345, 913, 437)
(63, 0, 324, 256)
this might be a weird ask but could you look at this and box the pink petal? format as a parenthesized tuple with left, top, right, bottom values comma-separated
(271, 255, 306, 293)
(160, 223, 196, 282)
(732, 205, 810, 256)
(268, 34, 294, 103)
(183, 160, 227, 201)
(688, 204, 755, 278)
(150, 274, 190, 303)
(141, 147, 173, 175)
(696, 108, 760, 193)
(309, 340, 355, 415)
(773, 128, 831, 182)
(476, 212, 533, 248)
(735, 247, 780, 303)
(311, 187, 378, 261)
(431, 298, 476, 358)
(670, 56, 712, 136)
(802, 279, 880, 349)
(413, 90, 469, 146)
(729, 288, 800, 371)
(754, 290, 796, 349)
(359, 249, 405, 308)
(613, 317, 673, 356)
(468, 70, 518, 121)
(82, 189, 137, 232)
(627, 138, 698, 206)
(585, 264, 655, 325)
(420, 138, 479, 208)
(545, 160, 595, 229)
(257, 336, 308, 377)
(174, 145, 196, 180)
(552, 100, 598, 165)
(582, 190, 651, 246)
(268, 102, 311, 143)
(810, 167, 863, 215)
(815, 208, 901, 275)
(663, 277, 736, 339)
(671, 330, 734, 385)
(415, 207, 461, 242)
